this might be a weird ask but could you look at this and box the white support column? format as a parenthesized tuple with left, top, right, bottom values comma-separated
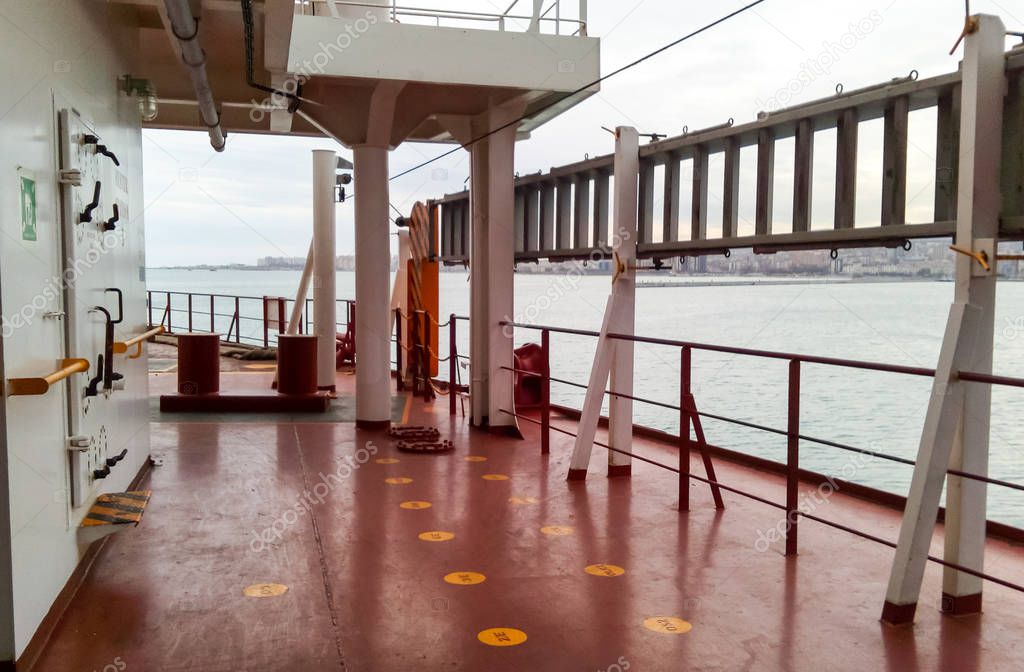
(390, 230, 412, 384)
(354, 145, 394, 429)
(608, 127, 639, 476)
(567, 127, 639, 480)
(469, 136, 490, 426)
(881, 14, 1004, 625)
(941, 12, 1004, 617)
(467, 101, 524, 429)
(312, 149, 338, 392)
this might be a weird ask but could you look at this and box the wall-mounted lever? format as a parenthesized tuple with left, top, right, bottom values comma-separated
(85, 354, 104, 397)
(83, 134, 120, 166)
(102, 203, 120, 232)
(80, 182, 101, 223)
(92, 465, 111, 480)
(96, 145, 120, 166)
(105, 449, 127, 468)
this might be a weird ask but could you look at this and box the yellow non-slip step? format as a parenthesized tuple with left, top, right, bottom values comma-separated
(79, 491, 151, 543)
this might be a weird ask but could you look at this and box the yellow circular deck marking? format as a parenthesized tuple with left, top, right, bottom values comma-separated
(418, 530, 455, 542)
(585, 564, 626, 577)
(243, 364, 277, 370)
(385, 477, 413, 485)
(477, 628, 527, 647)
(508, 496, 539, 505)
(400, 500, 432, 510)
(643, 616, 692, 635)
(482, 474, 509, 481)
(464, 456, 488, 462)
(444, 571, 486, 586)
(376, 458, 400, 464)
(540, 525, 574, 536)
(243, 583, 289, 598)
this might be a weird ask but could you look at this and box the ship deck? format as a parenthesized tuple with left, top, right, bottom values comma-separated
(24, 358, 1024, 671)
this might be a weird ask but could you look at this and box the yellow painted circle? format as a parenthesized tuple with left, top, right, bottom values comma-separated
(376, 458, 400, 464)
(540, 525, 574, 536)
(585, 564, 626, 577)
(243, 583, 289, 598)
(418, 530, 455, 542)
(643, 616, 692, 635)
(385, 477, 413, 485)
(400, 500, 432, 510)
(508, 496, 539, 505)
(444, 571, 487, 586)
(464, 456, 488, 462)
(482, 474, 509, 481)
(243, 364, 277, 370)
(477, 628, 527, 647)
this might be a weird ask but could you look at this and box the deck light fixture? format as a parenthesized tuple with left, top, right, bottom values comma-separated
(121, 75, 159, 121)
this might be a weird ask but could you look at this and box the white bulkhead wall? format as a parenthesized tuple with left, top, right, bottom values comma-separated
(334, 0, 390, 21)
(0, 1, 149, 660)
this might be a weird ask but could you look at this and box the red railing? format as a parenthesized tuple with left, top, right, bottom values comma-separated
(146, 290, 354, 347)
(143, 290, 1024, 593)
(497, 318, 1024, 596)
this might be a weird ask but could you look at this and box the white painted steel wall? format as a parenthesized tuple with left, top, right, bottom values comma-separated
(288, 16, 599, 93)
(0, 2, 148, 659)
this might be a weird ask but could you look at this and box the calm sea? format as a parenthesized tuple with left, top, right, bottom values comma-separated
(147, 268, 1024, 527)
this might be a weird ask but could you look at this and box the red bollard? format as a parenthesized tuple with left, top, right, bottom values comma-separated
(177, 333, 221, 395)
(278, 334, 318, 396)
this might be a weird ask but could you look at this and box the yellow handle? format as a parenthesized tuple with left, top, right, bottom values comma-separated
(949, 245, 990, 271)
(114, 325, 165, 358)
(8, 358, 90, 396)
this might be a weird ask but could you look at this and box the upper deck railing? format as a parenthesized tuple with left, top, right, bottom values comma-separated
(296, 0, 588, 36)
(432, 45, 1024, 264)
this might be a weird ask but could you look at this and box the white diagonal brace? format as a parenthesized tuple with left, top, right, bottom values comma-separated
(567, 126, 639, 480)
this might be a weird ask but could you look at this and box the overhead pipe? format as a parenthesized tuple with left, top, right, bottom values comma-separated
(163, 0, 226, 151)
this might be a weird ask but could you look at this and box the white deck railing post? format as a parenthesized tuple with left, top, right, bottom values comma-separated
(881, 13, 1005, 625)
(567, 127, 640, 480)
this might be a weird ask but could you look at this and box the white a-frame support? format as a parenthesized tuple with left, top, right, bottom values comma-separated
(881, 13, 1004, 624)
(568, 127, 639, 480)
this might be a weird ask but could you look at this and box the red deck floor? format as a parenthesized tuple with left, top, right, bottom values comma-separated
(25, 365, 1024, 671)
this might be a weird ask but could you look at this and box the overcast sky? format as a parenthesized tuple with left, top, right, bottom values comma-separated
(142, 0, 1024, 266)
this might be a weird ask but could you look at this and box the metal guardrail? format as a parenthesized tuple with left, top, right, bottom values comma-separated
(433, 46, 1024, 263)
(142, 289, 1024, 591)
(146, 290, 354, 348)
(297, 0, 588, 36)
(489, 317, 1024, 593)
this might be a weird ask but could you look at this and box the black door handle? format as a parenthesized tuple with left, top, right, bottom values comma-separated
(105, 449, 128, 468)
(80, 181, 101, 223)
(102, 203, 120, 231)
